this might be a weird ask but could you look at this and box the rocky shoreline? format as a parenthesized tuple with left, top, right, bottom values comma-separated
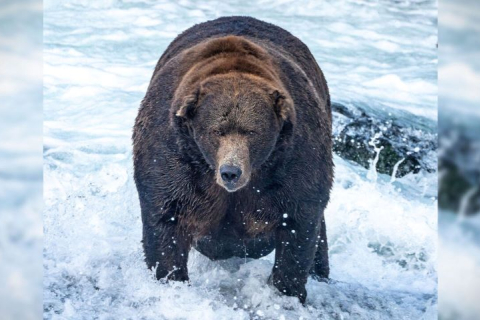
(331, 101, 480, 215)
(438, 123, 480, 215)
(331, 102, 437, 178)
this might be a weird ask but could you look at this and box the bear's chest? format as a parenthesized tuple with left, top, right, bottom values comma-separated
(224, 191, 281, 236)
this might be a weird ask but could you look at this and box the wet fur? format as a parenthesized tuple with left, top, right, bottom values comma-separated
(133, 16, 333, 303)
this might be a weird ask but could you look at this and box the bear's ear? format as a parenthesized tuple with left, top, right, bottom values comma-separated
(174, 88, 200, 119)
(270, 89, 295, 122)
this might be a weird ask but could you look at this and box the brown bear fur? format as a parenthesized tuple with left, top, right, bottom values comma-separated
(133, 16, 333, 303)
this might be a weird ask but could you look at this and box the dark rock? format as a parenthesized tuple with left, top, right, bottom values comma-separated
(332, 102, 437, 178)
(438, 124, 480, 215)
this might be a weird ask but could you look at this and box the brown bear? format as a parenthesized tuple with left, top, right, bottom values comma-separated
(133, 16, 333, 303)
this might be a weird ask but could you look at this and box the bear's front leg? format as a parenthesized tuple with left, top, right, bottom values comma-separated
(269, 204, 321, 304)
(143, 220, 192, 282)
(310, 214, 330, 280)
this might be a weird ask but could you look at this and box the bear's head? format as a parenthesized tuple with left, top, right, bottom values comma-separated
(173, 73, 295, 192)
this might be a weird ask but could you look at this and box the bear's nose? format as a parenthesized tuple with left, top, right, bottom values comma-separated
(220, 165, 242, 183)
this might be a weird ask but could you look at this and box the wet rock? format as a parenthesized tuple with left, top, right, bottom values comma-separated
(332, 102, 437, 178)
(439, 126, 480, 215)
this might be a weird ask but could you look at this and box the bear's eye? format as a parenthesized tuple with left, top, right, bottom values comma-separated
(212, 129, 223, 136)
(247, 130, 256, 136)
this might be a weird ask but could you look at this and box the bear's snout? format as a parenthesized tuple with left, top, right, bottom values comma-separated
(220, 164, 242, 184)
(215, 135, 251, 192)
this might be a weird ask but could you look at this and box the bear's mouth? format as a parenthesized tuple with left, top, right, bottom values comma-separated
(222, 182, 242, 192)
(221, 181, 247, 192)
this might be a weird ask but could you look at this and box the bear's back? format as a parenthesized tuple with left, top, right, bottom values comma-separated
(162, 17, 308, 60)
(153, 17, 323, 88)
